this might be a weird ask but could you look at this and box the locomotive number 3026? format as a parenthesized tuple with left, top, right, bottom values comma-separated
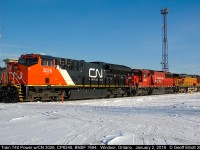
(43, 68, 52, 73)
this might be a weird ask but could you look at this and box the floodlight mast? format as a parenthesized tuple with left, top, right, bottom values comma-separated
(161, 8, 169, 72)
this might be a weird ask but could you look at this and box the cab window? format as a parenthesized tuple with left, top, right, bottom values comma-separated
(18, 57, 38, 66)
(41, 59, 51, 66)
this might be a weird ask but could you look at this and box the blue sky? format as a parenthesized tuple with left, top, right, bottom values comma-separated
(0, 0, 200, 74)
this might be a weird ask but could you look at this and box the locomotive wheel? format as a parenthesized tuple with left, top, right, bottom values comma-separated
(10, 92, 19, 103)
(0, 86, 18, 103)
(9, 87, 19, 103)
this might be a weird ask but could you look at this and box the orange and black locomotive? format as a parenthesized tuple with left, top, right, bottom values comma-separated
(0, 54, 131, 102)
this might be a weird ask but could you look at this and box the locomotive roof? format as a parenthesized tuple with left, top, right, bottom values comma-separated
(33, 54, 131, 71)
(37, 54, 83, 62)
(91, 61, 131, 69)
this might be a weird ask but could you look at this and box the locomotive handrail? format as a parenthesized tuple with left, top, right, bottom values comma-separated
(14, 72, 26, 85)
(8, 72, 26, 87)
(9, 72, 20, 85)
(8, 72, 20, 86)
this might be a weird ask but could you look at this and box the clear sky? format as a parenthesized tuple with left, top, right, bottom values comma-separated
(0, 0, 200, 75)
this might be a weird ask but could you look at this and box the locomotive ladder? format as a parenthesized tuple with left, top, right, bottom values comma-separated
(9, 72, 25, 102)
(15, 84, 24, 102)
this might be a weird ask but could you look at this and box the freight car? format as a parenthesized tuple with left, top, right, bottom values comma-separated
(0, 53, 200, 102)
(0, 54, 131, 102)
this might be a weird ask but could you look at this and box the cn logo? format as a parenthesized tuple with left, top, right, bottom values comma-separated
(89, 68, 103, 78)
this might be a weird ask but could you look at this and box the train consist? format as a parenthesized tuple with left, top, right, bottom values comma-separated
(0, 53, 200, 102)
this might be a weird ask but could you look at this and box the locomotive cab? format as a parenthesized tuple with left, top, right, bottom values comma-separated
(18, 54, 38, 66)
(17, 54, 68, 86)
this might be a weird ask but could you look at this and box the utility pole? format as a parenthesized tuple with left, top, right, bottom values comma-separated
(160, 8, 169, 72)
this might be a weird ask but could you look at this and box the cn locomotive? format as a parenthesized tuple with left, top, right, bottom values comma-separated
(0, 53, 200, 102)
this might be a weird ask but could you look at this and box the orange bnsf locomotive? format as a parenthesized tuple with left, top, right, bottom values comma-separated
(0, 53, 200, 102)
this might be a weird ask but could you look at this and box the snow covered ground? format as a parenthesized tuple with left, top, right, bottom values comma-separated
(0, 93, 200, 145)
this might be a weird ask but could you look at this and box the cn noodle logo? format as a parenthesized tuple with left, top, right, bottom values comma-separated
(89, 68, 103, 78)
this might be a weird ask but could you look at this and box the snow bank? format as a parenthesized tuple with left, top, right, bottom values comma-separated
(0, 93, 200, 145)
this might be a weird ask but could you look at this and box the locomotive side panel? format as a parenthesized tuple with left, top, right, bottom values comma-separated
(82, 62, 105, 87)
(152, 71, 174, 87)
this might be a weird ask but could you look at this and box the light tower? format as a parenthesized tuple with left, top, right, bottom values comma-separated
(160, 7, 169, 72)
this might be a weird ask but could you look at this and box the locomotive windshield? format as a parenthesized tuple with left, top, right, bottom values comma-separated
(18, 57, 38, 66)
